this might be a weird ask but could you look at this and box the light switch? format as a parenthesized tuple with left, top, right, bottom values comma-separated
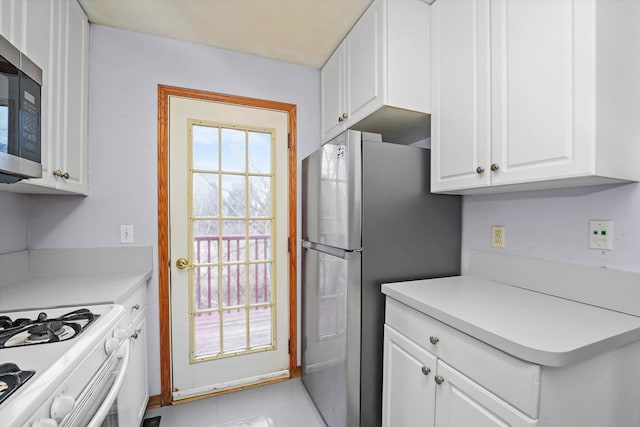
(120, 225, 134, 244)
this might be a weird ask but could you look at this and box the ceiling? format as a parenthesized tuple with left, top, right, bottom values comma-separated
(78, 0, 373, 69)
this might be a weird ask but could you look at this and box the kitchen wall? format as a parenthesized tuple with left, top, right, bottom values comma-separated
(462, 182, 640, 274)
(0, 193, 28, 253)
(3, 16, 639, 404)
(25, 25, 320, 397)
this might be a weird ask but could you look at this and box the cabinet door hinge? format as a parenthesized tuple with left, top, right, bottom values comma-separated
(287, 237, 291, 253)
(287, 133, 291, 149)
(288, 338, 291, 353)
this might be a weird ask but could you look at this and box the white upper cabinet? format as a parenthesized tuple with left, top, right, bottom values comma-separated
(321, 43, 346, 142)
(431, 0, 640, 194)
(321, 0, 430, 143)
(0, 0, 89, 195)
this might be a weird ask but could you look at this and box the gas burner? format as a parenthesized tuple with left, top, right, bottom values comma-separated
(26, 321, 69, 343)
(0, 363, 34, 405)
(0, 308, 99, 348)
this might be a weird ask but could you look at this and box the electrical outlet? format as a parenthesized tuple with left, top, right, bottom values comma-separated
(492, 226, 505, 248)
(589, 220, 612, 250)
(120, 225, 134, 244)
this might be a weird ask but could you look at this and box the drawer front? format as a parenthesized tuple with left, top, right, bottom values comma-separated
(122, 283, 147, 325)
(385, 298, 541, 418)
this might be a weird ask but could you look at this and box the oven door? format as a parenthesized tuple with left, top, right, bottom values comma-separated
(60, 339, 131, 427)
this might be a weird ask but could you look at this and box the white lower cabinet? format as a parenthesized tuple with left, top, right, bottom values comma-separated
(383, 326, 437, 427)
(434, 361, 536, 427)
(119, 284, 148, 427)
(383, 325, 536, 427)
(128, 317, 148, 425)
(383, 296, 640, 427)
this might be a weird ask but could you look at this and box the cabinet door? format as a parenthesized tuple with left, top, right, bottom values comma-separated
(55, 0, 88, 194)
(382, 325, 436, 427)
(128, 317, 149, 426)
(321, 43, 346, 142)
(430, 0, 491, 193)
(23, 0, 56, 189)
(0, 0, 24, 49)
(345, 0, 383, 125)
(434, 361, 537, 427)
(490, 0, 594, 186)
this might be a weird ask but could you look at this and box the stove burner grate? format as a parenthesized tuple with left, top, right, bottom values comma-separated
(0, 363, 35, 405)
(0, 308, 99, 348)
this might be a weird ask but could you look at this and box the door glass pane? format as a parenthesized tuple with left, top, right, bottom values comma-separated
(193, 173, 218, 217)
(221, 128, 245, 172)
(249, 176, 271, 217)
(249, 221, 271, 261)
(193, 220, 219, 264)
(189, 121, 276, 362)
(249, 263, 272, 304)
(221, 220, 246, 262)
(194, 266, 218, 310)
(248, 131, 271, 174)
(249, 306, 272, 348)
(221, 174, 246, 217)
(221, 264, 246, 307)
(192, 125, 219, 171)
(194, 312, 220, 358)
(223, 309, 247, 352)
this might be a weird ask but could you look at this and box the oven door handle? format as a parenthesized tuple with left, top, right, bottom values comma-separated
(86, 339, 131, 427)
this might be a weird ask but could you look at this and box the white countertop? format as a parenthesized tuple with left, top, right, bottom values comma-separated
(0, 247, 153, 312)
(382, 276, 640, 367)
(0, 271, 151, 312)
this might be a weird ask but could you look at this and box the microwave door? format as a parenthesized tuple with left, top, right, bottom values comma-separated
(0, 56, 20, 158)
(18, 73, 41, 163)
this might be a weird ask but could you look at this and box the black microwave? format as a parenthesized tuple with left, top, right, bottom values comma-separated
(0, 35, 42, 184)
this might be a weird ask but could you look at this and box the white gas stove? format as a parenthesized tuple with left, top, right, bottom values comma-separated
(0, 304, 128, 427)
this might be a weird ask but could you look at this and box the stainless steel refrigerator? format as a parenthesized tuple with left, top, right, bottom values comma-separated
(301, 130, 461, 427)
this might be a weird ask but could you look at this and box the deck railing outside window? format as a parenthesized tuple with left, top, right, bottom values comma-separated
(194, 234, 271, 310)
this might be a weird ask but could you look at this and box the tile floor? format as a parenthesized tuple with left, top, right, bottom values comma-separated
(143, 378, 327, 427)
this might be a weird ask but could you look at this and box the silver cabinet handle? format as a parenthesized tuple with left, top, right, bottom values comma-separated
(429, 336, 439, 345)
(421, 366, 431, 376)
(434, 375, 445, 385)
(476, 166, 485, 174)
(490, 163, 500, 172)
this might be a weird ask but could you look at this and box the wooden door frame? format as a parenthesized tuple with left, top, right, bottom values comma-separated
(157, 84, 297, 406)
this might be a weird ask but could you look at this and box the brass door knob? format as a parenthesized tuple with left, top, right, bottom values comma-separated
(421, 366, 431, 376)
(176, 258, 189, 269)
(429, 336, 440, 345)
(476, 166, 485, 174)
(490, 163, 500, 172)
(434, 375, 445, 385)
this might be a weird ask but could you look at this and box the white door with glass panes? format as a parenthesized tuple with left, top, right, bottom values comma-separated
(169, 96, 289, 400)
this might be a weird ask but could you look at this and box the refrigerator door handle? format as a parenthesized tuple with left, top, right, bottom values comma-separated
(302, 241, 359, 259)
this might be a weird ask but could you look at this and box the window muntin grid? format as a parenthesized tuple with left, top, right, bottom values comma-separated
(188, 119, 276, 362)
